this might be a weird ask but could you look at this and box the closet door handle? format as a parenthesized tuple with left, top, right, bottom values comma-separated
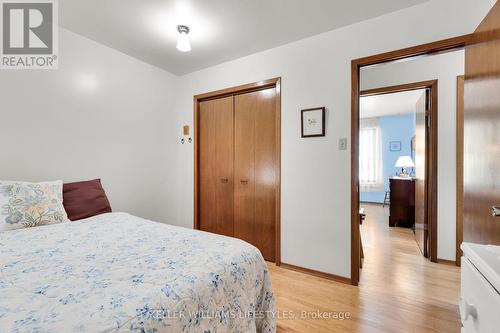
(221, 178, 229, 183)
(240, 180, 249, 185)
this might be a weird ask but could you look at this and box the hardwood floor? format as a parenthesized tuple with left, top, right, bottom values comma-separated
(269, 203, 460, 333)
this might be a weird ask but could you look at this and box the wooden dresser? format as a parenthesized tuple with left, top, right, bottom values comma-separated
(389, 177, 415, 228)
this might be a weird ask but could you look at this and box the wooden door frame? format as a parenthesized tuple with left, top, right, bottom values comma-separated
(361, 79, 438, 256)
(193, 77, 282, 265)
(456, 75, 465, 267)
(351, 35, 471, 286)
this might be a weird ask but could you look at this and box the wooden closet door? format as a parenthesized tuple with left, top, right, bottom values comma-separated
(199, 96, 234, 236)
(234, 88, 276, 261)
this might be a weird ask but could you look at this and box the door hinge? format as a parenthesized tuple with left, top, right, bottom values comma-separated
(426, 111, 431, 128)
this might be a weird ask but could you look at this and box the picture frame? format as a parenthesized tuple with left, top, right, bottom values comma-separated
(301, 107, 325, 138)
(389, 141, 402, 151)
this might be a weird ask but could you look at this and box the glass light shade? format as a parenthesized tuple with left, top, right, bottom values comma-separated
(176, 33, 191, 52)
(395, 155, 415, 168)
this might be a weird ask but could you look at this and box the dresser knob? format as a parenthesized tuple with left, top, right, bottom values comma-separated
(459, 297, 478, 321)
(492, 206, 500, 217)
(221, 178, 229, 183)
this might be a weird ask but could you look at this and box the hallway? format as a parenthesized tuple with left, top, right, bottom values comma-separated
(359, 203, 461, 331)
(270, 203, 461, 333)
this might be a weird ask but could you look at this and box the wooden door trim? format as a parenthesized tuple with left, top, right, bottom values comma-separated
(194, 78, 280, 101)
(456, 75, 464, 267)
(353, 34, 471, 68)
(360, 80, 438, 96)
(194, 77, 282, 266)
(351, 35, 470, 286)
(360, 80, 438, 260)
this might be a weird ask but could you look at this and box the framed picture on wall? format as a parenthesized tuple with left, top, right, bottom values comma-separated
(389, 141, 402, 151)
(301, 107, 325, 138)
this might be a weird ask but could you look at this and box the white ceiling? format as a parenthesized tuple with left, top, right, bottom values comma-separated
(360, 89, 426, 118)
(60, 0, 429, 75)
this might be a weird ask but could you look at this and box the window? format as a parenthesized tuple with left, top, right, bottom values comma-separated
(359, 118, 383, 192)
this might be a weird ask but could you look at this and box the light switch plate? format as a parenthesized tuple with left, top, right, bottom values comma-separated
(338, 137, 347, 150)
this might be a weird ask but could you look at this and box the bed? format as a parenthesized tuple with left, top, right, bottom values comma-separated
(0, 213, 275, 332)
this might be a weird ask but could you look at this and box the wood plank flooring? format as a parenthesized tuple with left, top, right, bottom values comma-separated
(269, 203, 460, 333)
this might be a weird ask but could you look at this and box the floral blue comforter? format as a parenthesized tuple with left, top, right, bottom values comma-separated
(0, 213, 275, 333)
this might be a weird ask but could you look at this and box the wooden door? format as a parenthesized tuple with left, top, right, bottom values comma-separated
(456, 75, 464, 265)
(199, 96, 234, 236)
(414, 92, 428, 257)
(234, 88, 277, 261)
(464, 3, 500, 245)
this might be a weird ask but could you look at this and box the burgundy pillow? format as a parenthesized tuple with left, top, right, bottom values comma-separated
(63, 179, 112, 221)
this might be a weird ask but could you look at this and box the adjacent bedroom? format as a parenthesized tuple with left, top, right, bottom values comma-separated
(1, 1, 499, 333)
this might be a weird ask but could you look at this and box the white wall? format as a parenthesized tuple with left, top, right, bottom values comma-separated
(361, 50, 464, 261)
(0, 0, 493, 278)
(168, 0, 493, 278)
(0, 28, 178, 222)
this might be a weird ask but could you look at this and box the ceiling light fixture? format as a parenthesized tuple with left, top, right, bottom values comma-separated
(176, 25, 191, 52)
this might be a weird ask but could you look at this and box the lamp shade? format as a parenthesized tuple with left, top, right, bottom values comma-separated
(395, 155, 415, 168)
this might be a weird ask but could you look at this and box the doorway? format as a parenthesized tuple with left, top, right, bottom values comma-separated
(350, 36, 470, 286)
(359, 81, 437, 265)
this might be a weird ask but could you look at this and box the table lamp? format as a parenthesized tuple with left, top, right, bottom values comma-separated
(395, 155, 415, 177)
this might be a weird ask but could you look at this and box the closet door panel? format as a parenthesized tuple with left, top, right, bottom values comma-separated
(215, 97, 234, 237)
(199, 100, 216, 233)
(235, 88, 276, 261)
(234, 95, 255, 243)
(199, 96, 234, 236)
(254, 90, 276, 261)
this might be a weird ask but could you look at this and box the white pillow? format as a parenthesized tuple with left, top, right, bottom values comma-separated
(0, 180, 68, 231)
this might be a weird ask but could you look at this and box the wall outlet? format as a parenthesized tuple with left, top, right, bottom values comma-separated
(338, 137, 347, 150)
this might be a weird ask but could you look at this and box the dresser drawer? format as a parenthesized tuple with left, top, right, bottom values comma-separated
(461, 257, 500, 333)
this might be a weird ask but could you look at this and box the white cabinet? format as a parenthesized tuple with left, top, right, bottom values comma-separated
(461, 243, 500, 333)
